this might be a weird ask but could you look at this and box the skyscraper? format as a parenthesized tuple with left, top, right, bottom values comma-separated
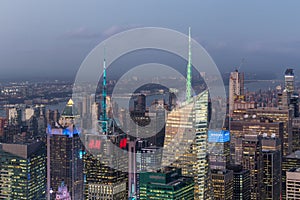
(208, 130, 230, 170)
(83, 149, 127, 200)
(163, 90, 210, 199)
(83, 129, 128, 200)
(227, 165, 251, 200)
(261, 136, 282, 200)
(139, 167, 194, 200)
(242, 134, 263, 200)
(230, 117, 284, 164)
(162, 27, 211, 199)
(211, 169, 233, 200)
(0, 141, 46, 199)
(278, 69, 299, 117)
(282, 151, 300, 199)
(231, 107, 291, 156)
(285, 68, 295, 93)
(229, 69, 244, 116)
(47, 99, 84, 200)
(286, 168, 300, 199)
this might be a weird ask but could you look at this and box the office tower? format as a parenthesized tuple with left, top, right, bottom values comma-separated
(231, 107, 292, 156)
(261, 136, 282, 200)
(0, 141, 46, 199)
(134, 94, 146, 112)
(285, 68, 295, 93)
(83, 150, 127, 200)
(292, 117, 300, 152)
(227, 165, 251, 200)
(139, 167, 194, 200)
(211, 169, 233, 200)
(46, 109, 59, 127)
(0, 117, 6, 141)
(136, 146, 162, 199)
(278, 69, 299, 117)
(242, 134, 263, 200)
(229, 69, 244, 116)
(169, 91, 177, 110)
(282, 151, 300, 199)
(7, 107, 22, 125)
(163, 90, 210, 199)
(286, 168, 300, 199)
(136, 146, 162, 172)
(83, 131, 128, 200)
(47, 99, 84, 200)
(208, 112, 228, 200)
(208, 130, 230, 170)
(230, 117, 283, 164)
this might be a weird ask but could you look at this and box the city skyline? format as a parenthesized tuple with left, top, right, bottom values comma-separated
(1, 1, 300, 199)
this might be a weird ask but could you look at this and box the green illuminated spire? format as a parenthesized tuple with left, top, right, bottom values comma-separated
(186, 27, 192, 102)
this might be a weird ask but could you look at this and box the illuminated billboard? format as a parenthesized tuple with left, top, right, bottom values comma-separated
(208, 130, 230, 143)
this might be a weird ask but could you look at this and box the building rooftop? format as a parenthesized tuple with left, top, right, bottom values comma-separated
(0, 140, 44, 158)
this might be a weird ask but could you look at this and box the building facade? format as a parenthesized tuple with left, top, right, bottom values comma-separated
(139, 167, 194, 200)
(0, 141, 46, 199)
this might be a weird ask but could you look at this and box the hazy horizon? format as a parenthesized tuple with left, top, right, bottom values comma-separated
(1, 1, 300, 80)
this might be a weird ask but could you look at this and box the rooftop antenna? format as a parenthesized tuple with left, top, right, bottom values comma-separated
(186, 27, 192, 102)
(101, 47, 108, 133)
(237, 58, 245, 71)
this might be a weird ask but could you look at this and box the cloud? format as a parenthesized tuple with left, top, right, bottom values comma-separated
(62, 27, 101, 39)
(61, 24, 141, 40)
(102, 24, 141, 37)
(243, 40, 300, 55)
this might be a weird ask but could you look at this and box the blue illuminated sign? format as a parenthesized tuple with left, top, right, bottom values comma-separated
(208, 130, 230, 143)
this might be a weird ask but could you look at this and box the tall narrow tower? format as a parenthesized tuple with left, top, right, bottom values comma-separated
(101, 48, 108, 133)
(186, 27, 192, 102)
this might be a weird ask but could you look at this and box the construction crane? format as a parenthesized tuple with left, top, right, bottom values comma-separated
(237, 58, 246, 72)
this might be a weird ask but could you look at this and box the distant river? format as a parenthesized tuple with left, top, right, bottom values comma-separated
(0, 101, 67, 118)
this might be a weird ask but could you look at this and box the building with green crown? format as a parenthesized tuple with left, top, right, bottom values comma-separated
(139, 167, 194, 200)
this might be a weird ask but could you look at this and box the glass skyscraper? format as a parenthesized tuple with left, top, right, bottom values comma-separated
(0, 141, 46, 199)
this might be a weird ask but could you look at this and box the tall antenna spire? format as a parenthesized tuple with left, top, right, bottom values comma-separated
(186, 27, 192, 102)
(101, 47, 107, 133)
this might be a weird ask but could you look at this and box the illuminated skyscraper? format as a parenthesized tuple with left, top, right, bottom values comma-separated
(242, 135, 263, 200)
(211, 169, 233, 200)
(83, 132, 128, 200)
(231, 107, 292, 156)
(47, 99, 84, 200)
(162, 28, 211, 199)
(282, 151, 300, 199)
(139, 167, 194, 200)
(227, 165, 251, 200)
(261, 136, 282, 200)
(285, 68, 295, 93)
(229, 70, 244, 116)
(278, 69, 299, 117)
(163, 90, 210, 199)
(286, 168, 300, 199)
(0, 141, 46, 199)
(230, 117, 284, 164)
(208, 130, 230, 170)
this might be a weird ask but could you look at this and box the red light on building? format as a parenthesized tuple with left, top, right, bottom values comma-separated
(119, 138, 127, 149)
(88, 139, 101, 150)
